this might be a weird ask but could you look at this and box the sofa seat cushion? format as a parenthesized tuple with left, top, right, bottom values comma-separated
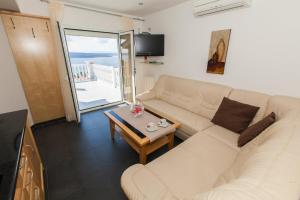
(121, 164, 178, 200)
(121, 132, 239, 199)
(143, 99, 214, 136)
(202, 125, 240, 150)
(195, 111, 300, 200)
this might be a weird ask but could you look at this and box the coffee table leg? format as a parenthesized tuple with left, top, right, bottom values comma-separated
(140, 146, 147, 164)
(109, 119, 115, 142)
(168, 132, 175, 150)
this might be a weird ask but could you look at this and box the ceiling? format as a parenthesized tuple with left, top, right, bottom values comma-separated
(59, 0, 188, 16)
(0, 0, 20, 12)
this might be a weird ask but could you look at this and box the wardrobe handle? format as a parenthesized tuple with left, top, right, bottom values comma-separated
(10, 17, 16, 29)
(32, 28, 36, 38)
(46, 22, 49, 32)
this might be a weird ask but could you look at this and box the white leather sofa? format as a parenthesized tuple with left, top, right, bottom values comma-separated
(121, 75, 300, 200)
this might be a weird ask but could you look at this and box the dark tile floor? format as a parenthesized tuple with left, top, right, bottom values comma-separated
(33, 107, 182, 200)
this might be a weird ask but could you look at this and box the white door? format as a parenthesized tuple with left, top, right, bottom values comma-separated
(58, 24, 81, 123)
(119, 30, 136, 103)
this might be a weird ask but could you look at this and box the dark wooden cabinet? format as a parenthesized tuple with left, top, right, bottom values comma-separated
(14, 122, 45, 200)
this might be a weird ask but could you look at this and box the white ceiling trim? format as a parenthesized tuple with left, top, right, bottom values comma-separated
(40, 0, 145, 21)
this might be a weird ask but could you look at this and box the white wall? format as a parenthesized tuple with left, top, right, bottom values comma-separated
(0, 20, 32, 122)
(143, 0, 300, 97)
(16, 0, 49, 16)
(62, 7, 132, 32)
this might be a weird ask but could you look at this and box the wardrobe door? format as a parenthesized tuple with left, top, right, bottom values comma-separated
(29, 17, 65, 122)
(1, 14, 65, 123)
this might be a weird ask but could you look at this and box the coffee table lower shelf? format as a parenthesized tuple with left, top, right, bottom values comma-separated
(105, 111, 177, 164)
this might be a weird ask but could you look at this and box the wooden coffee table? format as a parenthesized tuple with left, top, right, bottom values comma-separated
(104, 108, 180, 164)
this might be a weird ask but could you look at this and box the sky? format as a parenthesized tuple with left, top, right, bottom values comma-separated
(66, 35, 118, 53)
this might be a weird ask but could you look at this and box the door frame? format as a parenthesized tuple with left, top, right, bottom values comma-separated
(58, 25, 137, 120)
(59, 25, 126, 116)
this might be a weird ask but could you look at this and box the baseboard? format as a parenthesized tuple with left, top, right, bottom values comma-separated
(31, 117, 67, 130)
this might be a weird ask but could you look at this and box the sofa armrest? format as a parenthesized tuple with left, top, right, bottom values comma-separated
(136, 90, 156, 102)
(121, 164, 178, 200)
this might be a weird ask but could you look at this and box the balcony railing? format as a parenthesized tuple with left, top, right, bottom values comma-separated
(71, 62, 120, 88)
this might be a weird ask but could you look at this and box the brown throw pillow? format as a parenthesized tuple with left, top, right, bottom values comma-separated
(238, 112, 276, 147)
(212, 97, 259, 133)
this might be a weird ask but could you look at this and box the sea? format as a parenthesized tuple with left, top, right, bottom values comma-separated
(69, 52, 120, 68)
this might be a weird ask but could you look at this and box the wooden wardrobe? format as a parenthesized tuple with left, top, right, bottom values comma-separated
(1, 12, 65, 123)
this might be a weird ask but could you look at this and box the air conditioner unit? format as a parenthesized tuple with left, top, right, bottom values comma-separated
(193, 0, 252, 16)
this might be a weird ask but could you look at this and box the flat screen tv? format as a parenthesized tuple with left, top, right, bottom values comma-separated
(135, 34, 164, 56)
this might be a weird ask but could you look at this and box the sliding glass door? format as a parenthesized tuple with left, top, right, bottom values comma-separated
(63, 29, 123, 111)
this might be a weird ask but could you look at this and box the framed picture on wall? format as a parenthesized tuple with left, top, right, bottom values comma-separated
(207, 29, 231, 75)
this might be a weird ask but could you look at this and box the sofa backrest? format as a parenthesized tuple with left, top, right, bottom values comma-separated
(265, 95, 300, 119)
(152, 75, 300, 123)
(153, 75, 232, 119)
(228, 89, 270, 124)
(200, 111, 300, 200)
